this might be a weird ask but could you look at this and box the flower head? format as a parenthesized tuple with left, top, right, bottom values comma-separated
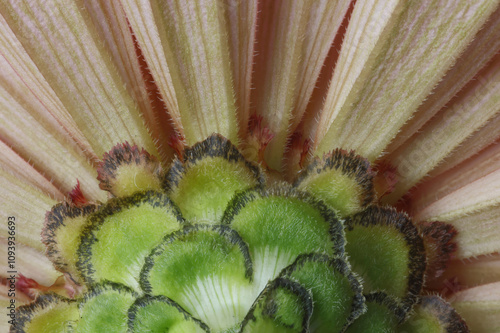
(1, 0, 500, 332)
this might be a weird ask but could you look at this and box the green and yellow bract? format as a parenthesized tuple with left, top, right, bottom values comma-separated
(13, 135, 467, 333)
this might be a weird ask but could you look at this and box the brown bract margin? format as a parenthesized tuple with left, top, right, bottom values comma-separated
(345, 205, 426, 319)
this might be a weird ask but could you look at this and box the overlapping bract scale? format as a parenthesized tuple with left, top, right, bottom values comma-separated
(15, 135, 467, 332)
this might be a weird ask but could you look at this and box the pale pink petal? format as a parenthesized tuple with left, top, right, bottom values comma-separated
(134, 0, 239, 145)
(386, 5, 500, 154)
(0, 12, 104, 199)
(427, 113, 500, 178)
(452, 282, 500, 333)
(83, 0, 176, 164)
(410, 140, 500, 220)
(433, 254, 500, 290)
(385, 53, 500, 202)
(119, 0, 181, 134)
(315, 0, 499, 161)
(298, 3, 355, 154)
(0, 238, 60, 287)
(0, 141, 64, 201)
(225, 0, 258, 139)
(0, 84, 105, 201)
(0, 0, 157, 156)
(426, 205, 500, 259)
(0, 14, 97, 162)
(0, 170, 57, 252)
(395, 127, 500, 259)
(252, 0, 350, 170)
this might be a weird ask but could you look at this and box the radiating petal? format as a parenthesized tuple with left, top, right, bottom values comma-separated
(452, 282, 500, 333)
(0, 238, 60, 286)
(0, 0, 157, 157)
(0, 13, 104, 198)
(0, 170, 57, 252)
(295, 3, 355, 170)
(426, 204, 500, 259)
(386, 53, 500, 202)
(146, 0, 239, 145)
(83, 0, 175, 163)
(434, 254, 500, 290)
(396, 134, 500, 259)
(0, 84, 105, 201)
(385, 5, 500, 154)
(0, 14, 96, 162)
(410, 140, 500, 221)
(426, 114, 500, 178)
(315, 0, 499, 161)
(1, 285, 31, 332)
(252, 0, 350, 170)
(119, 0, 181, 133)
(225, 0, 258, 138)
(0, 141, 64, 200)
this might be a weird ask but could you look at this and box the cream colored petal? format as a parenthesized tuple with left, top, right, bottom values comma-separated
(0, 141, 64, 201)
(435, 254, 500, 290)
(119, 0, 181, 133)
(225, 0, 257, 138)
(0, 28, 102, 198)
(410, 140, 500, 221)
(452, 282, 500, 333)
(315, 0, 400, 147)
(0, 238, 60, 286)
(0, 19, 100, 197)
(408, 141, 500, 259)
(0, 84, 106, 201)
(315, 0, 499, 161)
(427, 113, 500, 178)
(0, 286, 30, 332)
(413, 162, 500, 226)
(385, 5, 500, 154)
(0, 14, 97, 163)
(0, 282, 31, 304)
(0, 170, 57, 252)
(299, 5, 353, 148)
(0, 0, 157, 157)
(252, 0, 350, 170)
(144, 0, 238, 145)
(385, 53, 500, 202)
(83, 0, 175, 163)
(430, 205, 500, 259)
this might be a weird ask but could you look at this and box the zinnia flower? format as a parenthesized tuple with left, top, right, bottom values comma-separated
(1, 0, 499, 332)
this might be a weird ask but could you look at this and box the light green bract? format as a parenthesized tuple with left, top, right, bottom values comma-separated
(14, 134, 468, 333)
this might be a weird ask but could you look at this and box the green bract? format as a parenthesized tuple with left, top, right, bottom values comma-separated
(14, 135, 468, 333)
